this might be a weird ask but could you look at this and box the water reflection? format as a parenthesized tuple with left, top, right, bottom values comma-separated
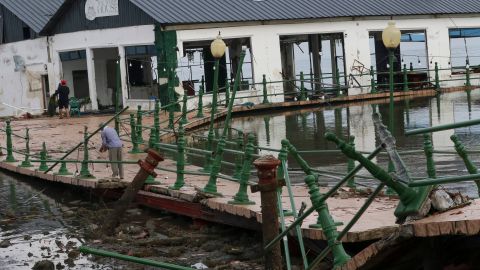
(194, 89, 480, 198)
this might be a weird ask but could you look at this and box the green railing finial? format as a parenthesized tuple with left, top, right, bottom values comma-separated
(5, 120, 17, 163)
(171, 122, 186, 190)
(423, 134, 436, 179)
(79, 126, 95, 179)
(38, 142, 48, 172)
(229, 134, 256, 205)
(20, 128, 33, 168)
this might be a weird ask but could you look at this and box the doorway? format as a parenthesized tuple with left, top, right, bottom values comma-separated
(72, 70, 89, 98)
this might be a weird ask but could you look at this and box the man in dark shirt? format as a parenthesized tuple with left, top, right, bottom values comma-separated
(54, 80, 70, 119)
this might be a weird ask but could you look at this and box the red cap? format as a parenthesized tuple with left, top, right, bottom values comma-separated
(60, 80, 67, 86)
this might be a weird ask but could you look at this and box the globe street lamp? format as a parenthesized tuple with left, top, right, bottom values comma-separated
(382, 20, 401, 193)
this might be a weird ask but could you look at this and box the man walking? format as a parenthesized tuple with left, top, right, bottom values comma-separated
(99, 123, 124, 179)
(54, 80, 70, 119)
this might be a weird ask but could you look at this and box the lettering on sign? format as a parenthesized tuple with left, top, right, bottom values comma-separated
(85, 0, 119, 21)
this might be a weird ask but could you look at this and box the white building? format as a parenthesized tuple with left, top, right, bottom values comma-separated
(1, 0, 480, 117)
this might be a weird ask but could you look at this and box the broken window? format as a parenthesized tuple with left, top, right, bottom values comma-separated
(125, 45, 158, 99)
(449, 28, 480, 73)
(178, 38, 253, 96)
(369, 30, 428, 90)
(279, 33, 347, 99)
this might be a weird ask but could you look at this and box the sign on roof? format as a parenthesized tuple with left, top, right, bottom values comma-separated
(85, 0, 119, 21)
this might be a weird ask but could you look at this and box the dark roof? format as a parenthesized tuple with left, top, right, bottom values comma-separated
(129, 0, 480, 25)
(0, 0, 64, 32)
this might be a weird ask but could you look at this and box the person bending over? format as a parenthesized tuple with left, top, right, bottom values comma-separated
(99, 123, 124, 179)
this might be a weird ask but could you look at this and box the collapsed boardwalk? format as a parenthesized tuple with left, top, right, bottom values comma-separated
(2, 95, 480, 269)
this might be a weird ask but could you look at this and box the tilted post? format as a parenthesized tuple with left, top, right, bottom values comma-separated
(196, 83, 205, 118)
(20, 128, 33, 167)
(434, 62, 440, 91)
(262, 74, 269, 104)
(102, 150, 163, 235)
(129, 114, 141, 154)
(170, 122, 186, 190)
(370, 66, 377, 94)
(403, 64, 409, 91)
(451, 134, 480, 196)
(136, 105, 144, 143)
(409, 62, 413, 71)
(229, 134, 256, 205)
(250, 155, 283, 270)
(79, 126, 95, 179)
(299, 72, 306, 101)
(38, 142, 48, 172)
(305, 175, 350, 268)
(466, 59, 471, 88)
(5, 120, 17, 162)
(181, 91, 188, 124)
(202, 50, 247, 195)
(423, 134, 436, 179)
(346, 135, 356, 188)
(232, 132, 244, 180)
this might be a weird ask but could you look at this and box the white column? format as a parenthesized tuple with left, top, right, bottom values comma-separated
(426, 26, 451, 86)
(50, 52, 62, 96)
(118, 46, 128, 106)
(250, 28, 284, 102)
(86, 48, 99, 110)
(344, 25, 372, 95)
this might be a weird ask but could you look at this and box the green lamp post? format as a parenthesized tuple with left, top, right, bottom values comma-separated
(382, 20, 401, 195)
(202, 33, 227, 195)
(203, 33, 226, 173)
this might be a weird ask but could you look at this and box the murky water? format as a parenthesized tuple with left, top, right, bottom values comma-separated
(190, 89, 480, 198)
(0, 172, 115, 270)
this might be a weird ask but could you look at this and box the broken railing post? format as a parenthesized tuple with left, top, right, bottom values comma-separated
(282, 139, 316, 178)
(129, 114, 142, 154)
(136, 105, 144, 143)
(403, 64, 409, 91)
(20, 128, 33, 168)
(170, 122, 186, 190)
(79, 126, 95, 179)
(181, 91, 188, 124)
(262, 74, 269, 104)
(299, 72, 306, 101)
(423, 134, 436, 179)
(229, 134, 256, 205)
(38, 142, 48, 171)
(325, 132, 430, 219)
(370, 66, 377, 94)
(251, 155, 283, 270)
(305, 175, 350, 268)
(451, 134, 480, 196)
(102, 150, 163, 235)
(346, 135, 356, 188)
(5, 120, 17, 163)
(196, 83, 205, 118)
(434, 62, 440, 91)
(232, 132, 244, 180)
